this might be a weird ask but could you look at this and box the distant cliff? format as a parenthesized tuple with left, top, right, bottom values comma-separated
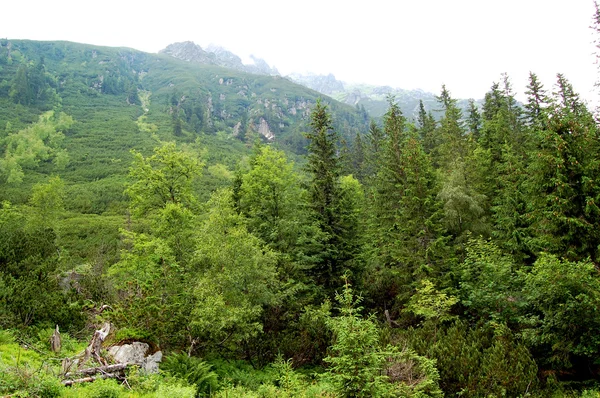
(160, 41, 279, 76)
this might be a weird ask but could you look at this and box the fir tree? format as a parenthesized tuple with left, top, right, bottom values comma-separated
(304, 99, 359, 292)
(529, 74, 600, 263)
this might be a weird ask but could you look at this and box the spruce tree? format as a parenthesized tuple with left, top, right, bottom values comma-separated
(304, 99, 358, 292)
(417, 99, 438, 155)
(529, 74, 600, 263)
(369, 99, 447, 306)
(435, 85, 467, 168)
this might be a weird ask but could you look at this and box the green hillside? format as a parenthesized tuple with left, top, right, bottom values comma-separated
(0, 39, 368, 211)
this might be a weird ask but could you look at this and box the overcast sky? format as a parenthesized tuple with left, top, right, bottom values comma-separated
(3, 0, 598, 102)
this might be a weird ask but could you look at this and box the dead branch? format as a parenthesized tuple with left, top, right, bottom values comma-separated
(385, 309, 400, 328)
(64, 363, 130, 379)
(80, 322, 111, 368)
(62, 373, 119, 386)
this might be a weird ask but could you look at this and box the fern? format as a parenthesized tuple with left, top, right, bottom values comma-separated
(161, 353, 219, 397)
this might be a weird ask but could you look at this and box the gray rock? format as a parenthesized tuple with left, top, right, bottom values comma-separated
(108, 342, 162, 374)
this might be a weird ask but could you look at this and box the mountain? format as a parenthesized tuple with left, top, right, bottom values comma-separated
(159, 42, 478, 120)
(287, 73, 476, 119)
(0, 39, 369, 215)
(160, 41, 279, 76)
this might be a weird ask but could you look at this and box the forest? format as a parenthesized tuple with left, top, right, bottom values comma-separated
(2, 8, 600, 398)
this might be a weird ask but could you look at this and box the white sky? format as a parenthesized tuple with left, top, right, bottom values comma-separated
(2, 0, 598, 102)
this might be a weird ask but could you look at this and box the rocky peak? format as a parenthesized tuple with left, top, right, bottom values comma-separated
(159, 41, 215, 65)
(160, 42, 279, 76)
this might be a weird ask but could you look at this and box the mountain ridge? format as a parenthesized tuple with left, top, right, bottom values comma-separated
(159, 42, 475, 119)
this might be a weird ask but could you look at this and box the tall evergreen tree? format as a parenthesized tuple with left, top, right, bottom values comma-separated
(368, 99, 447, 308)
(529, 74, 600, 263)
(467, 99, 482, 140)
(304, 99, 360, 292)
(417, 100, 437, 154)
(435, 85, 467, 168)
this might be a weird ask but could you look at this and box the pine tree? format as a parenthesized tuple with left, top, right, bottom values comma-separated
(304, 99, 359, 292)
(368, 99, 447, 305)
(435, 85, 467, 168)
(417, 99, 438, 155)
(363, 119, 385, 183)
(529, 74, 600, 263)
(467, 99, 482, 140)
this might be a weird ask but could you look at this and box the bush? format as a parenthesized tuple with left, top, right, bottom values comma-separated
(161, 352, 219, 397)
(404, 320, 537, 397)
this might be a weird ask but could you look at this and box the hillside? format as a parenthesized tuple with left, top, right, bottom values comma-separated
(158, 41, 476, 120)
(0, 39, 369, 212)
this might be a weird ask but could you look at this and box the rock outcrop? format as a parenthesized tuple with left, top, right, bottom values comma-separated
(108, 342, 162, 374)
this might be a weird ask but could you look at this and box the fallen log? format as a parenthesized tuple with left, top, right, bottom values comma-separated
(64, 363, 130, 379)
(62, 373, 119, 386)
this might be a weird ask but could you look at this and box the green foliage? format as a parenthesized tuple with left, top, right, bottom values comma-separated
(405, 321, 538, 397)
(304, 100, 345, 289)
(28, 175, 64, 230)
(458, 239, 520, 324)
(405, 279, 458, 324)
(324, 281, 442, 397)
(161, 352, 219, 397)
(126, 141, 203, 217)
(108, 231, 189, 347)
(437, 160, 489, 242)
(521, 253, 600, 369)
(64, 378, 124, 398)
(0, 201, 83, 329)
(191, 189, 279, 350)
(528, 74, 600, 263)
(0, 110, 71, 184)
(239, 145, 304, 255)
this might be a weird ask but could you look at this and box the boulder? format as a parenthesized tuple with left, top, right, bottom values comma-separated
(108, 342, 162, 374)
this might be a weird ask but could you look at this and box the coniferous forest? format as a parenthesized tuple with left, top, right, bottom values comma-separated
(2, 7, 600, 398)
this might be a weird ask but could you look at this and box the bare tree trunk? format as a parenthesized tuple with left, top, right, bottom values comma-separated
(50, 325, 61, 353)
(80, 322, 111, 368)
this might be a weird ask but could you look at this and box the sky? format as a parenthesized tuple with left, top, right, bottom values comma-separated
(3, 0, 598, 102)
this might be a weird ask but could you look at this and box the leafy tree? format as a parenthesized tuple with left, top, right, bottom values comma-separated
(521, 253, 600, 370)
(324, 280, 443, 397)
(404, 279, 458, 330)
(238, 145, 312, 280)
(437, 160, 489, 244)
(126, 141, 203, 217)
(190, 189, 279, 352)
(108, 230, 190, 347)
(0, 111, 71, 184)
(28, 175, 64, 232)
(457, 239, 519, 324)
